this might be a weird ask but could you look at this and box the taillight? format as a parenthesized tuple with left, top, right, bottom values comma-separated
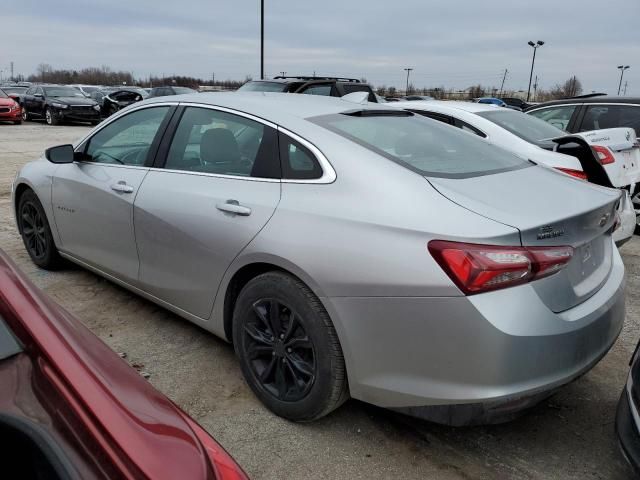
(592, 145, 615, 165)
(180, 414, 249, 480)
(555, 167, 587, 180)
(428, 240, 573, 294)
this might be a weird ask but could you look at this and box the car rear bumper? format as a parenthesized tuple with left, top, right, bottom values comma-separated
(614, 189, 635, 246)
(325, 244, 625, 424)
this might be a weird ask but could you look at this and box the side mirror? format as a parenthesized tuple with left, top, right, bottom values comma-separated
(45, 144, 75, 164)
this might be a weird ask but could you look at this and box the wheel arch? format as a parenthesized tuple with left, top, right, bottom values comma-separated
(219, 255, 329, 344)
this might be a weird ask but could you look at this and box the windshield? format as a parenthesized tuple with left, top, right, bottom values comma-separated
(43, 87, 85, 98)
(476, 110, 566, 144)
(81, 86, 100, 93)
(238, 81, 286, 93)
(311, 112, 529, 179)
(1, 87, 26, 94)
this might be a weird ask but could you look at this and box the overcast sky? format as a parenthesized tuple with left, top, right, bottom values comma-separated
(4, 0, 639, 95)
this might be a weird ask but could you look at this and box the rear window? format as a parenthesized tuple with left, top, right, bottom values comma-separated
(238, 81, 286, 93)
(342, 84, 376, 102)
(476, 110, 565, 144)
(172, 87, 197, 95)
(310, 112, 529, 179)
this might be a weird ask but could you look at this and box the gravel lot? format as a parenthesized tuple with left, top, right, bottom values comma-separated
(1, 121, 638, 479)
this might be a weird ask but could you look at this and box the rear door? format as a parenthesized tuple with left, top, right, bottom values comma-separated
(134, 105, 281, 319)
(52, 105, 173, 283)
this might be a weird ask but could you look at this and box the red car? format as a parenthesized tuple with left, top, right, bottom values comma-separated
(0, 88, 22, 124)
(0, 248, 248, 480)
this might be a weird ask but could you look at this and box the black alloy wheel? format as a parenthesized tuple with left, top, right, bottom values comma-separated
(20, 201, 47, 261)
(242, 298, 316, 401)
(233, 272, 348, 421)
(17, 190, 65, 269)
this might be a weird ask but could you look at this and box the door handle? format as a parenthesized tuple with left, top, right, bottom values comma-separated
(110, 181, 134, 193)
(216, 200, 252, 216)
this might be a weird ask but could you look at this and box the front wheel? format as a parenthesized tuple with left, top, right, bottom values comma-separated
(45, 108, 59, 125)
(233, 272, 348, 422)
(17, 190, 66, 269)
(22, 108, 30, 121)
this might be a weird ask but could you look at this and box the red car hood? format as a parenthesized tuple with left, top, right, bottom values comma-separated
(0, 97, 16, 107)
(0, 250, 245, 479)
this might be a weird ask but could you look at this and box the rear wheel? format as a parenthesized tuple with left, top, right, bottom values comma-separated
(232, 272, 348, 421)
(17, 190, 65, 270)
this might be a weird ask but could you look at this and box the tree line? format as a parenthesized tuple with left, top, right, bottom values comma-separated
(15, 64, 585, 101)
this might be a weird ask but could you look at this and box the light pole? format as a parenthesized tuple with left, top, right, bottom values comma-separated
(260, 0, 264, 79)
(404, 68, 413, 96)
(617, 65, 630, 95)
(526, 40, 544, 102)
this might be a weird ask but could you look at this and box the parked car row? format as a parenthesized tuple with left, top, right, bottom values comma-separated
(0, 83, 198, 126)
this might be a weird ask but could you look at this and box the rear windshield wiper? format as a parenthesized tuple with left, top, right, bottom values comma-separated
(341, 109, 414, 117)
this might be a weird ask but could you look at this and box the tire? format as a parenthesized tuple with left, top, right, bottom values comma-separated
(45, 108, 59, 126)
(17, 190, 66, 270)
(22, 108, 30, 121)
(233, 272, 348, 422)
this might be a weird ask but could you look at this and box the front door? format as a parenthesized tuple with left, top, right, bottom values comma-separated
(51, 106, 172, 283)
(134, 106, 282, 319)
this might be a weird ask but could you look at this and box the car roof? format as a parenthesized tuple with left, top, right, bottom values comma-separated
(529, 97, 640, 108)
(389, 99, 503, 114)
(141, 91, 394, 126)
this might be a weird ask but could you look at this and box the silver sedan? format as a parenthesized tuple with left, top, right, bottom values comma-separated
(12, 92, 625, 424)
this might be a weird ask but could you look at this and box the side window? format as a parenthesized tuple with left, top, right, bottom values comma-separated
(25, 87, 34, 95)
(85, 107, 170, 165)
(300, 85, 332, 96)
(35, 87, 43, 96)
(279, 133, 323, 180)
(454, 119, 487, 138)
(528, 105, 577, 131)
(579, 105, 640, 135)
(165, 107, 279, 178)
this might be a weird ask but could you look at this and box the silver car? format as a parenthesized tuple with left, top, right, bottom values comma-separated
(12, 93, 625, 425)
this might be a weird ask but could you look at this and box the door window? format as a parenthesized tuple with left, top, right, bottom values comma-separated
(165, 107, 279, 178)
(527, 105, 577, 131)
(579, 105, 640, 135)
(84, 106, 170, 166)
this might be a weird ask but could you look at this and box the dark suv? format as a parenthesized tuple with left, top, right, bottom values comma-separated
(525, 96, 640, 135)
(238, 76, 379, 102)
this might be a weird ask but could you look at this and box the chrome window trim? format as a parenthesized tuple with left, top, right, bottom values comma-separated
(277, 126, 336, 184)
(72, 101, 337, 184)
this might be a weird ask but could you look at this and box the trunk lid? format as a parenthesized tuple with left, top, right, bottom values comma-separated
(427, 165, 620, 312)
(555, 128, 640, 188)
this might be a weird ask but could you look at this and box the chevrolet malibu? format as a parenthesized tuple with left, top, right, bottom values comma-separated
(12, 93, 625, 424)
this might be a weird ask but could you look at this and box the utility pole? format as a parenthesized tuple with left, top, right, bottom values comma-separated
(10, 62, 14, 82)
(623, 81, 628, 96)
(280, 71, 286, 77)
(532, 75, 538, 101)
(618, 65, 630, 95)
(404, 68, 413, 95)
(212, 72, 215, 84)
(498, 68, 508, 97)
(260, 0, 264, 79)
